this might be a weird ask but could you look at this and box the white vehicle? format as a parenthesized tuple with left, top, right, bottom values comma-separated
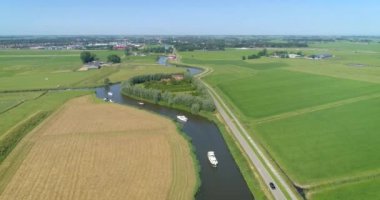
(207, 151, 218, 167)
(177, 115, 188, 122)
(107, 92, 113, 96)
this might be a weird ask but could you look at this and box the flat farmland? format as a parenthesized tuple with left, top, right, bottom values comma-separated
(0, 50, 184, 91)
(180, 46, 380, 198)
(0, 96, 196, 200)
(255, 96, 380, 185)
(217, 69, 380, 119)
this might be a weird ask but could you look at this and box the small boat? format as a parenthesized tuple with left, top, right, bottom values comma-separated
(109, 99, 113, 103)
(103, 97, 109, 102)
(107, 92, 113, 96)
(177, 115, 188, 122)
(138, 102, 145, 105)
(207, 151, 218, 167)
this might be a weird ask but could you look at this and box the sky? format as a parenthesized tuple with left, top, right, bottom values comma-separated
(0, 0, 379, 35)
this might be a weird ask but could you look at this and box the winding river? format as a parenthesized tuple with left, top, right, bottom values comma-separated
(95, 63, 253, 200)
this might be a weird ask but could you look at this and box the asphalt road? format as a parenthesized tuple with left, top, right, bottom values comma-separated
(197, 68, 298, 200)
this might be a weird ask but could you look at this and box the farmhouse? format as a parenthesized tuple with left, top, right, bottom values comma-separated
(288, 54, 301, 59)
(85, 61, 103, 69)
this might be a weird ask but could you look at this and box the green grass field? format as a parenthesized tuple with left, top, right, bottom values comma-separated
(0, 50, 184, 91)
(0, 92, 43, 113)
(180, 43, 380, 198)
(310, 178, 380, 200)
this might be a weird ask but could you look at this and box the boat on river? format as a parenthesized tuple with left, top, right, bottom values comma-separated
(207, 151, 218, 167)
(138, 101, 145, 105)
(177, 115, 188, 122)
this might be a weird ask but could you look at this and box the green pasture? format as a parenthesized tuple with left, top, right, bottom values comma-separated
(179, 44, 380, 197)
(256, 96, 380, 185)
(0, 92, 43, 113)
(218, 70, 380, 119)
(0, 50, 183, 91)
(310, 178, 380, 200)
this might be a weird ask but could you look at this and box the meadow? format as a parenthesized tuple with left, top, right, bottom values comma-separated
(0, 96, 196, 200)
(180, 42, 380, 199)
(0, 50, 184, 91)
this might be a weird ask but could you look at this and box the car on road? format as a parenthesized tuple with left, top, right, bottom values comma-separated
(269, 182, 276, 190)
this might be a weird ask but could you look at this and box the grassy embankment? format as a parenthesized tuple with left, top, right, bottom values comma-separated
(179, 43, 380, 199)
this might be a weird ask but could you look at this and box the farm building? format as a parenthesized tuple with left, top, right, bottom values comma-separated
(85, 61, 103, 69)
(288, 54, 301, 59)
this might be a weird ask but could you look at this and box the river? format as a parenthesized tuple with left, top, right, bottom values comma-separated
(95, 62, 253, 200)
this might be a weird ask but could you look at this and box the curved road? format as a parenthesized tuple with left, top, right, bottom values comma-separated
(196, 68, 298, 200)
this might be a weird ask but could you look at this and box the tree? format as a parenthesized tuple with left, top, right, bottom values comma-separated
(104, 78, 111, 85)
(124, 48, 131, 56)
(242, 56, 246, 60)
(80, 51, 97, 64)
(107, 54, 121, 63)
(258, 48, 268, 57)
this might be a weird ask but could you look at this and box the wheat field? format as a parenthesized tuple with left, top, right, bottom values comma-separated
(0, 96, 196, 200)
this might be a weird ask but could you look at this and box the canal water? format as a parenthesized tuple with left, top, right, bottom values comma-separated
(157, 56, 169, 66)
(95, 65, 253, 200)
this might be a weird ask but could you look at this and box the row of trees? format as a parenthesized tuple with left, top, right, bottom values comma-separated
(141, 46, 173, 54)
(243, 49, 268, 60)
(121, 73, 215, 113)
(80, 51, 121, 64)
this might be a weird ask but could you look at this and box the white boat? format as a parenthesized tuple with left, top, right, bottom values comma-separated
(109, 99, 113, 103)
(107, 92, 113, 96)
(207, 151, 218, 167)
(103, 97, 108, 101)
(177, 115, 188, 122)
(138, 102, 145, 105)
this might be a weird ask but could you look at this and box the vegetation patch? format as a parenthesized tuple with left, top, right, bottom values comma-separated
(0, 111, 49, 163)
(121, 73, 215, 114)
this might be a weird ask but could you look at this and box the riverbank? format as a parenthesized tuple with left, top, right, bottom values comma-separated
(96, 84, 254, 199)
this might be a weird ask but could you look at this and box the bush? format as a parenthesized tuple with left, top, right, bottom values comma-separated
(107, 54, 121, 63)
(191, 103, 201, 114)
(80, 51, 97, 63)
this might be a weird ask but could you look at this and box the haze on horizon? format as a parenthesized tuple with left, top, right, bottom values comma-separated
(1, 0, 379, 36)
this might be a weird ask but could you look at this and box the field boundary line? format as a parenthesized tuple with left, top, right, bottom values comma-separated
(255, 92, 380, 124)
(0, 91, 47, 115)
(285, 67, 380, 84)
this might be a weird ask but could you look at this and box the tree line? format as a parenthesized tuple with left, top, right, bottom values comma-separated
(80, 51, 121, 64)
(121, 73, 215, 114)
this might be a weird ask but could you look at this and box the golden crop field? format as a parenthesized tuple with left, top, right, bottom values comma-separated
(0, 96, 196, 200)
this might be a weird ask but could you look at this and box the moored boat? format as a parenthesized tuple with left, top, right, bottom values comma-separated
(177, 115, 188, 122)
(207, 151, 218, 167)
